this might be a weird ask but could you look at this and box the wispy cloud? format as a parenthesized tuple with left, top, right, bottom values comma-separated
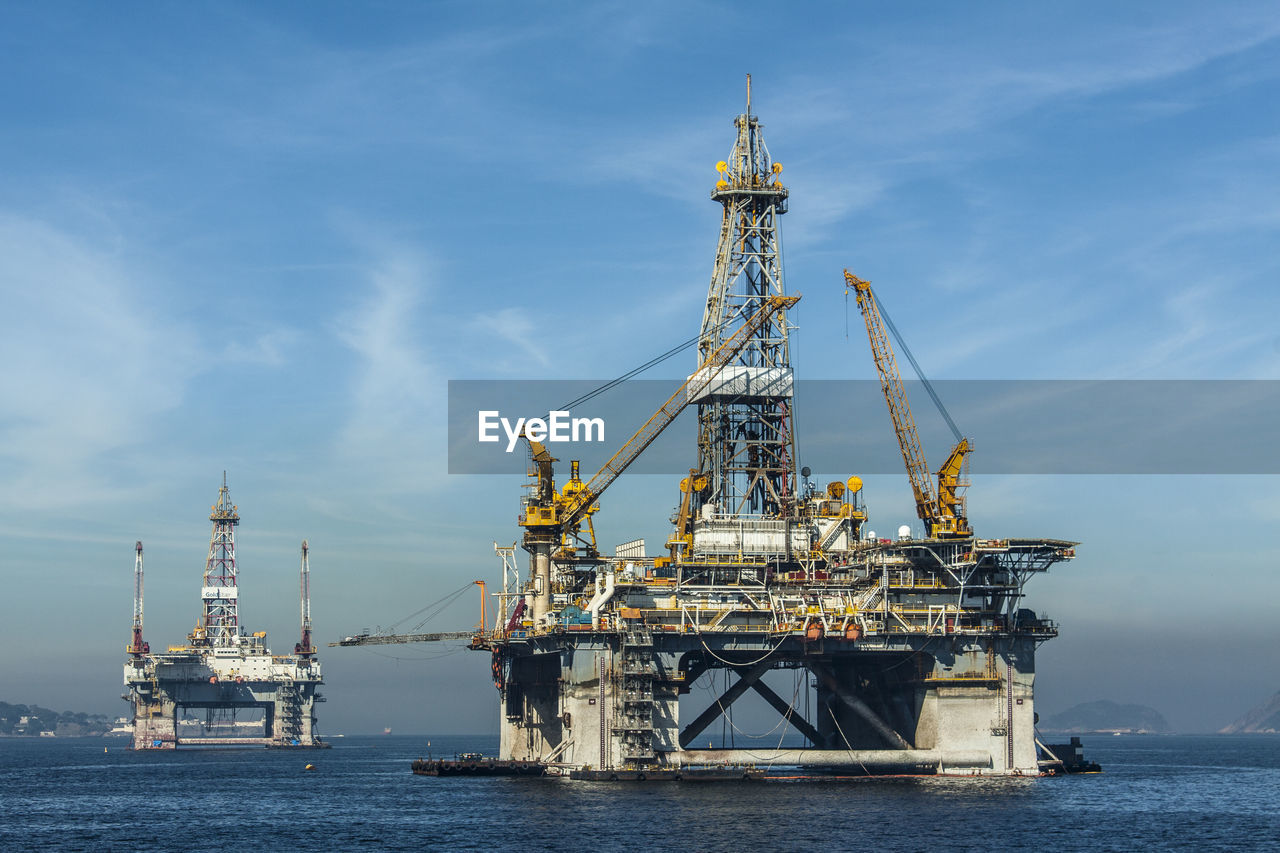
(765, 16, 1280, 379)
(0, 212, 198, 510)
(222, 328, 300, 367)
(843, 10, 1280, 142)
(468, 307, 550, 371)
(154, 11, 560, 161)
(330, 240, 441, 499)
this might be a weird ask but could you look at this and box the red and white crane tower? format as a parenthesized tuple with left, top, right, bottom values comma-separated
(127, 540, 149, 656)
(295, 540, 314, 656)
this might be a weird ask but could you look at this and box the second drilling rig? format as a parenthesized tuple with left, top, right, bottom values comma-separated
(123, 475, 326, 749)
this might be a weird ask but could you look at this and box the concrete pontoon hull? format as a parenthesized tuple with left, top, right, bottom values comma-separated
(495, 629, 1044, 777)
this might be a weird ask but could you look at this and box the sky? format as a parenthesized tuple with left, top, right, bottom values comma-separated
(2, 1, 1279, 734)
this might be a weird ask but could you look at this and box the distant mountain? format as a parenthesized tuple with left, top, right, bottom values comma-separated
(1040, 700, 1171, 734)
(0, 700, 116, 737)
(1220, 691, 1280, 734)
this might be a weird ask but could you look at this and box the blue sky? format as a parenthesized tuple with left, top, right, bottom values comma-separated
(2, 1, 1278, 733)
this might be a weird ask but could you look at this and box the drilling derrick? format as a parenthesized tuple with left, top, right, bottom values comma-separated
(123, 476, 326, 750)
(692, 74, 796, 524)
(197, 472, 240, 647)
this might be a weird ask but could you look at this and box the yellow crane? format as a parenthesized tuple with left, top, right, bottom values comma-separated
(845, 269, 971, 539)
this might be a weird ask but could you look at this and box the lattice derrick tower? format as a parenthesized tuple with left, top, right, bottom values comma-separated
(197, 472, 241, 647)
(693, 78, 796, 519)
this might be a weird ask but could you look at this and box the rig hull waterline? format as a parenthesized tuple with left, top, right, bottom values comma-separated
(123, 476, 326, 750)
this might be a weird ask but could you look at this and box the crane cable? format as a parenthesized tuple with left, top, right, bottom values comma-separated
(555, 332, 698, 412)
(522, 315, 741, 466)
(847, 279, 963, 445)
(381, 581, 475, 635)
(872, 290, 962, 443)
(551, 313, 740, 415)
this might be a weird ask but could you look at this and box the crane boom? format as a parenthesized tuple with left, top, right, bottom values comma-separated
(845, 269, 970, 538)
(328, 581, 488, 648)
(328, 630, 474, 647)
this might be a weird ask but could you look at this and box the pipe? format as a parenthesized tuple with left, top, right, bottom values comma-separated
(541, 738, 574, 764)
(531, 543, 551, 625)
(584, 572, 603, 619)
(678, 748, 991, 770)
(588, 570, 615, 630)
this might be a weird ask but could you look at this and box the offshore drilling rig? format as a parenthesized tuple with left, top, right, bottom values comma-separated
(340, 81, 1078, 776)
(457, 83, 1079, 777)
(123, 475, 325, 749)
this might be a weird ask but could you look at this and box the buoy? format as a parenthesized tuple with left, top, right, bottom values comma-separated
(305, 763, 315, 771)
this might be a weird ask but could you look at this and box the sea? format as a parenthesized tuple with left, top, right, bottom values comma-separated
(1, 734, 1276, 851)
